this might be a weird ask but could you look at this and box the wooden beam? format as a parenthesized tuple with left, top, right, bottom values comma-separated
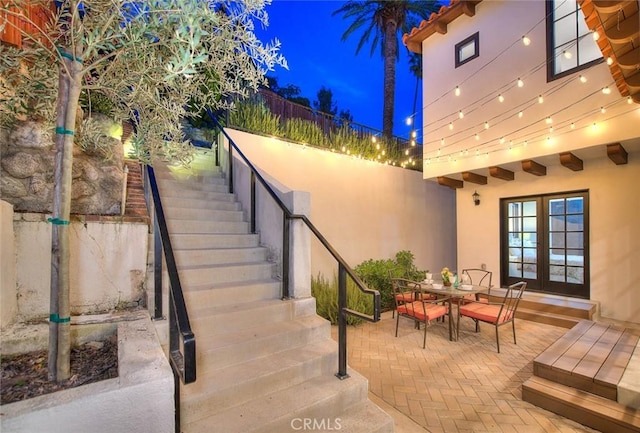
(607, 143, 628, 165)
(461, 1, 478, 17)
(522, 160, 547, 176)
(489, 166, 514, 181)
(462, 171, 487, 185)
(437, 176, 463, 189)
(560, 152, 584, 171)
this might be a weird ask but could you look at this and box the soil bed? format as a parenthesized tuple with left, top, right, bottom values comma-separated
(1, 334, 118, 405)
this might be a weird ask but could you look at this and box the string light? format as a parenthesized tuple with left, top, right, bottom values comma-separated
(498, 94, 505, 102)
(606, 56, 613, 66)
(628, 96, 633, 104)
(440, 138, 445, 146)
(484, 121, 490, 129)
(522, 35, 531, 46)
(454, 85, 461, 96)
(517, 78, 524, 87)
(371, 136, 377, 143)
(545, 116, 552, 124)
(538, 95, 544, 104)
(579, 74, 587, 83)
(475, 133, 480, 140)
(499, 137, 505, 144)
(600, 106, 606, 114)
(458, 110, 464, 119)
(571, 122, 575, 129)
(602, 86, 611, 95)
(518, 111, 524, 118)
(405, 116, 413, 126)
(449, 122, 454, 130)
(411, 130, 417, 138)
(549, 126, 554, 133)
(592, 30, 600, 41)
(410, 140, 416, 146)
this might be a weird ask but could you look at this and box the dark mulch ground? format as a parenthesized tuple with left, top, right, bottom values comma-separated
(1, 334, 118, 405)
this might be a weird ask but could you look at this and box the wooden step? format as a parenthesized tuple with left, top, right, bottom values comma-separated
(532, 320, 639, 401)
(516, 307, 582, 329)
(522, 376, 640, 433)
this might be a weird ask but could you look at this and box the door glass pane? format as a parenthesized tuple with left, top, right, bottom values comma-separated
(567, 232, 583, 248)
(509, 202, 521, 217)
(554, 0, 576, 20)
(550, 265, 566, 282)
(549, 199, 565, 215)
(523, 248, 537, 263)
(523, 264, 537, 279)
(567, 214, 583, 230)
(550, 232, 565, 248)
(523, 201, 536, 216)
(567, 249, 584, 266)
(509, 233, 522, 246)
(550, 249, 566, 265)
(568, 266, 584, 284)
(523, 217, 537, 231)
(566, 197, 583, 213)
(555, 14, 577, 46)
(550, 215, 565, 231)
(508, 262, 521, 278)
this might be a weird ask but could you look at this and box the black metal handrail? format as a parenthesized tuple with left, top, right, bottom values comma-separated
(208, 112, 380, 379)
(144, 165, 196, 432)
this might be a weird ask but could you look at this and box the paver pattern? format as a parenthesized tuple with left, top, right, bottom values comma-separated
(334, 312, 601, 433)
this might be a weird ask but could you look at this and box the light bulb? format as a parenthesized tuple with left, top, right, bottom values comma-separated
(549, 126, 554, 133)
(406, 116, 412, 126)
(522, 35, 531, 46)
(440, 138, 445, 146)
(405, 149, 409, 155)
(500, 137, 505, 144)
(538, 95, 544, 104)
(411, 140, 416, 146)
(484, 121, 489, 129)
(411, 130, 417, 138)
(545, 116, 552, 124)
(376, 143, 380, 150)
(459, 110, 464, 119)
(579, 74, 587, 83)
(518, 111, 524, 118)
(607, 56, 613, 66)
(524, 141, 528, 147)
(628, 96, 633, 104)
(449, 122, 454, 130)
(571, 123, 575, 129)
(517, 78, 524, 88)
(475, 133, 480, 140)
(454, 86, 461, 96)
(600, 106, 606, 114)
(341, 146, 346, 152)
(592, 30, 600, 41)
(498, 94, 504, 102)
(563, 50, 572, 59)
(372, 136, 377, 143)
(602, 86, 611, 95)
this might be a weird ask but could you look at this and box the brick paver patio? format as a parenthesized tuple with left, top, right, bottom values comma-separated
(333, 311, 601, 433)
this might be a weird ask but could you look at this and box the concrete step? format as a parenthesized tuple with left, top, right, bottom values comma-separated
(167, 219, 249, 235)
(170, 233, 259, 249)
(194, 315, 330, 373)
(157, 177, 228, 193)
(162, 196, 241, 211)
(178, 261, 274, 287)
(164, 206, 244, 222)
(175, 246, 268, 267)
(184, 279, 281, 308)
(183, 369, 384, 433)
(187, 298, 316, 336)
(180, 338, 340, 426)
(159, 187, 235, 202)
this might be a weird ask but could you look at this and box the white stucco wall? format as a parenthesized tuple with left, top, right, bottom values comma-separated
(456, 151, 640, 324)
(13, 215, 148, 321)
(1, 200, 18, 329)
(225, 129, 457, 278)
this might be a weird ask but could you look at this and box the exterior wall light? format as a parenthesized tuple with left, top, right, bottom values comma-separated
(473, 191, 480, 206)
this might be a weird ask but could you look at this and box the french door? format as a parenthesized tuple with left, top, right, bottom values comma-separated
(501, 191, 589, 298)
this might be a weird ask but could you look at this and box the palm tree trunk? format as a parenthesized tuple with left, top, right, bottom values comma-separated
(382, 19, 397, 142)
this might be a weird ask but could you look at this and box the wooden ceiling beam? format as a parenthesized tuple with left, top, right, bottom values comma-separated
(560, 152, 584, 171)
(489, 166, 514, 181)
(437, 176, 464, 189)
(607, 143, 628, 165)
(522, 159, 547, 176)
(462, 171, 487, 185)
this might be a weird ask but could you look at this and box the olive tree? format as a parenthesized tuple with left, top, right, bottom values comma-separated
(0, 0, 286, 381)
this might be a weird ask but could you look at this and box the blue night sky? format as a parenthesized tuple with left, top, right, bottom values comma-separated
(255, 0, 423, 140)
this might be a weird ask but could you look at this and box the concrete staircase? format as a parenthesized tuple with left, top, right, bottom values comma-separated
(152, 156, 393, 433)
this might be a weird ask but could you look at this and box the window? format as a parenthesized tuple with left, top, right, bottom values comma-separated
(455, 32, 479, 67)
(501, 191, 589, 298)
(547, 0, 602, 79)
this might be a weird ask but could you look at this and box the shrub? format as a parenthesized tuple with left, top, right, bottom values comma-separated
(354, 250, 427, 312)
(311, 273, 373, 326)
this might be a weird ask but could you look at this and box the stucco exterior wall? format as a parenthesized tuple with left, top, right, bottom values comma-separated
(13, 215, 148, 322)
(225, 129, 457, 278)
(1, 200, 18, 329)
(456, 152, 640, 324)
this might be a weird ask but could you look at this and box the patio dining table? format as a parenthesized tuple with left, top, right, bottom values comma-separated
(415, 283, 490, 341)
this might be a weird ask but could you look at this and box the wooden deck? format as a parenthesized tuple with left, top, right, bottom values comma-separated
(523, 320, 640, 433)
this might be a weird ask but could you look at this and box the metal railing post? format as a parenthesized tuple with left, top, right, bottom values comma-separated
(336, 264, 349, 380)
(153, 213, 163, 320)
(228, 142, 234, 194)
(250, 172, 256, 234)
(282, 215, 290, 299)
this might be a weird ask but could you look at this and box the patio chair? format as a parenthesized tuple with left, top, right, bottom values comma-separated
(388, 271, 435, 318)
(391, 278, 450, 348)
(454, 268, 493, 307)
(456, 281, 527, 353)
